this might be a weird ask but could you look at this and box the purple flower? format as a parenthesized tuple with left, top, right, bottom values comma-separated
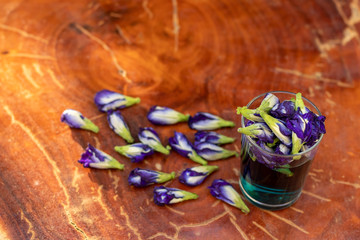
(94, 89, 140, 112)
(61, 109, 99, 133)
(168, 131, 208, 165)
(194, 142, 238, 161)
(138, 127, 171, 155)
(236, 107, 264, 122)
(237, 122, 275, 143)
(179, 165, 218, 186)
(270, 100, 296, 119)
(302, 112, 326, 147)
(114, 143, 154, 163)
(208, 179, 249, 214)
(128, 168, 175, 187)
(194, 131, 235, 145)
(259, 111, 292, 146)
(78, 144, 124, 169)
(275, 143, 290, 155)
(257, 93, 280, 113)
(107, 110, 134, 143)
(147, 106, 189, 125)
(188, 112, 235, 131)
(153, 186, 198, 206)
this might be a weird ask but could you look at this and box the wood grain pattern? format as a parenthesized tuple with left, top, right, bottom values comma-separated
(0, 0, 359, 239)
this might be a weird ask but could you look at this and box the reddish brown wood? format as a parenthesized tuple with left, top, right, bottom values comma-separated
(0, 0, 359, 239)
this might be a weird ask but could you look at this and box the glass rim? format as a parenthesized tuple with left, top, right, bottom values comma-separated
(240, 90, 324, 158)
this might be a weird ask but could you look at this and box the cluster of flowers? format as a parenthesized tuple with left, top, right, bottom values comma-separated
(237, 92, 326, 170)
(61, 89, 250, 213)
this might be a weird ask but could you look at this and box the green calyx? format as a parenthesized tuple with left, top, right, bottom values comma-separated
(124, 96, 141, 107)
(274, 164, 293, 177)
(82, 118, 99, 133)
(218, 135, 235, 145)
(295, 93, 306, 113)
(153, 143, 171, 155)
(236, 106, 263, 122)
(189, 151, 208, 165)
(157, 171, 176, 183)
(178, 113, 190, 123)
(237, 124, 261, 138)
(218, 119, 235, 128)
(117, 128, 134, 144)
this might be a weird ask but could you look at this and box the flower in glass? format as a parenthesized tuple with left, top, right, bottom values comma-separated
(94, 89, 140, 112)
(78, 144, 124, 169)
(61, 109, 99, 133)
(259, 111, 292, 146)
(128, 168, 175, 187)
(153, 186, 198, 206)
(237, 122, 275, 143)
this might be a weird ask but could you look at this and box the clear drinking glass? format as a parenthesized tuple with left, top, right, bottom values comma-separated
(238, 91, 324, 210)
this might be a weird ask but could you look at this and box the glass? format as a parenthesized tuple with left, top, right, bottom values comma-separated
(238, 91, 324, 210)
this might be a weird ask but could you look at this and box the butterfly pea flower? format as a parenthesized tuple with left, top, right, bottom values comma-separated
(274, 164, 294, 177)
(138, 127, 171, 155)
(270, 100, 296, 119)
(275, 143, 291, 155)
(61, 109, 99, 133)
(260, 111, 292, 146)
(94, 89, 140, 112)
(147, 106, 190, 125)
(179, 165, 219, 186)
(107, 110, 134, 143)
(114, 143, 154, 163)
(295, 92, 310, 114)
(302, 112, 326, 147)
(194, 142, 238, 161)
(188, 112, 235, 130)
(257, 93, 280, 113)
(78, 144, 124, 170)
(128, 168, 175, 187)
(153, 186, 198, 206)
(257, 140, 274, 153)
(286, 112, 309, 154)
(266, 138, 280, 148)
(236, 106, 264, 122)
(194, 131, 235, 145)
(168, 131, 208, 165)
(237, 122, 275, 143)
(208, 179, 249, 214)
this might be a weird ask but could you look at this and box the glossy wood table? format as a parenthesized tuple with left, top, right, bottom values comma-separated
(0, 0, 359, 239)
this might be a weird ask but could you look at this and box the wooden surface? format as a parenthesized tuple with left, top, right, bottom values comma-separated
(0, 0, 359, 239)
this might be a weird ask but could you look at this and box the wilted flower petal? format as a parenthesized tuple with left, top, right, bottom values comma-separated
(61, 109, 99, 133)
(128, 168, 175, 187)
(275, 143, 291, 155)
(153, 186, 198, 206)
(236, 106, 264, 122)
(270, 100, 296, 119)
(188, 112, 235, 130)
(302, 112, 326, 147)
(114, 143, 154, 163)
(147, 106, 189, 125)
(194, 131, 235, 145)
(138, 127, 171, 155)
(208, 179, 250, 214)
(259, 111, 292, 146)
(107, 110, 134, 143)
(179, 165, 218, 186)
(78, 144, 124, 169)
(194, 142, 238, 161)
(94, 89, 140, 112)
(237, 122, 275, 143)
(168, 131, 208, 165)
(257, 93, 280, 113)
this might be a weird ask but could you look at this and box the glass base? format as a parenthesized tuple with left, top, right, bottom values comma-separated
(239, 177, 301, 210)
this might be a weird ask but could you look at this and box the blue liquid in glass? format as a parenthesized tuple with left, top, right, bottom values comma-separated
(239, 151, 312, 210)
